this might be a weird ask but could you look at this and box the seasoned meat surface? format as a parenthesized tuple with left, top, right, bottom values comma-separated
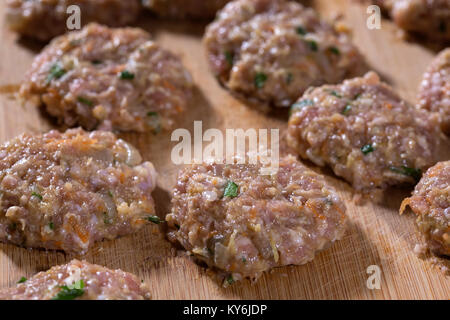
(204, 0, 365, 108)
(166, 155, 347, 283)
(6, 0, 142, 41)
(287, 72, 442, 197)
(142, 0, 231, 19)
(20, 23, 194, 133)
(418, 48, 450, 135)
(0, 128, 157, 254)
(401, 161, 450, 256)
(0, 260, 151, 300)
(374, 0, 450, 41)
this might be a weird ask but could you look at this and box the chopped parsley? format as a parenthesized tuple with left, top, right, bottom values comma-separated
(290, 99, 314, 116)
(390, 166, 422, 182)
(224, 51, 234, 66)
(17, 277, 27, 284)
(108, 191, 114, 198)
(254, 72, 267, 89)
(119, 70, 135, 80)
(46, 64, 66, 84)
(77, 96, 93, 107)
(296, 26, 307, 35)
(328, 47, 340, 55)
(48, 222, 54, 230)
(52, 280, 85, 300)
(147, 215, 161, 224)
(242, 257, 247, 264)
(286, 72, 293, 85)
(361, 144, 375, 155)
(341, 104, 352, 115)
(147, 112, 161, 134)
(223, 181, 239, 198)
(226, 275, 234, 285)
(31, 192, 43, 201)
(306, 40, 318, 52)
(330, 90, 342, 98)
(103, 212, 112, 225)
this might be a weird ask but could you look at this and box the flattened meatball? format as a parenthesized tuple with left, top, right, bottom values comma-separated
(0, 128, 157, 254)
(418, 48, 450, 135)
(142, 0, 230, 19)
(6, 0, 142, 41)
(20, 23, 194, 133)
(0, 260, 151, 300)
(401, 161, 450, 256)
(166, 155, 347, 284)
(204, 0, 365, 108)
(376, 0, 450, 41)
(287, 72, 442, 197)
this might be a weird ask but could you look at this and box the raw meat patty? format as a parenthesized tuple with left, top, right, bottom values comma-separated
(418, 48, 450, 135)
(142, 0, 231, 19)
(166, 155, 347, 284)
(377, 0, 450, 41)
(20, 23, 194, 133)
(401, 161, 450, 256)
(6, 0, 142, 42)
(0, 260, 150, 300)
(0, 128, 157, 254)
(287, 72, 442, 197)
(204, 0, 365, 108)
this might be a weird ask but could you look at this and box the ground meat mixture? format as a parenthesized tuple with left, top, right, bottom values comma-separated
(418, 48, 450, 135)
(0, 260, 151, 300)
(166, 155, 347, 284)
(287, 72, 442, 198)
(204, 0, 365, 108)
(376, 0, 450, 41)
(401, 161, 449, 256)
(142, 0, 231, 19)
(20, 23, 194, 133)
(0, 128, 157, 254)
(6, 0, 142, 42)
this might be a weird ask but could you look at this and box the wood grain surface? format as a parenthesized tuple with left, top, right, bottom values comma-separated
(0, 0, 449, 300)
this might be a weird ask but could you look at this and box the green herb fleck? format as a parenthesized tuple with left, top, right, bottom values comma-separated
(306, 40, 318, 52)
(52, 280, 85, 300)
(361, 144, 375, 155)
(48, 222, 54, 230)
(353, 93, 361, 100)
(46, 64, 66, 84)
(103, 212, 112, 225)
(17, 277, 27, 284)
(290, 99, 314, 116)
(147, 112, 161, 134)
(224, 51, 234, 66)
(328, 47, 340, 55)
(107, 191, 114, 198)
(342, 104, 352, 115)
(119, 70, 135, 80)
(226, 275, 234, 285)
(390, 166, 422, 182)
(286, 72, 293, 84)
(331, 91, 342, 98)
(147, 215, 161, 224)
(91, 60, 102, 65)
(254, 72, 267, 89)
(77, 96, 93, 107)
(223, 181, 239, 198)
(242, 257, 247, 263)
(296, 26, 307, 35)
(174, 224, 180, 230)
(31, 192, 43, 201)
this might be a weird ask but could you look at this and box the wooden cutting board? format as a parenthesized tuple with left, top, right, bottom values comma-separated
(0, 0, 448, 300)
